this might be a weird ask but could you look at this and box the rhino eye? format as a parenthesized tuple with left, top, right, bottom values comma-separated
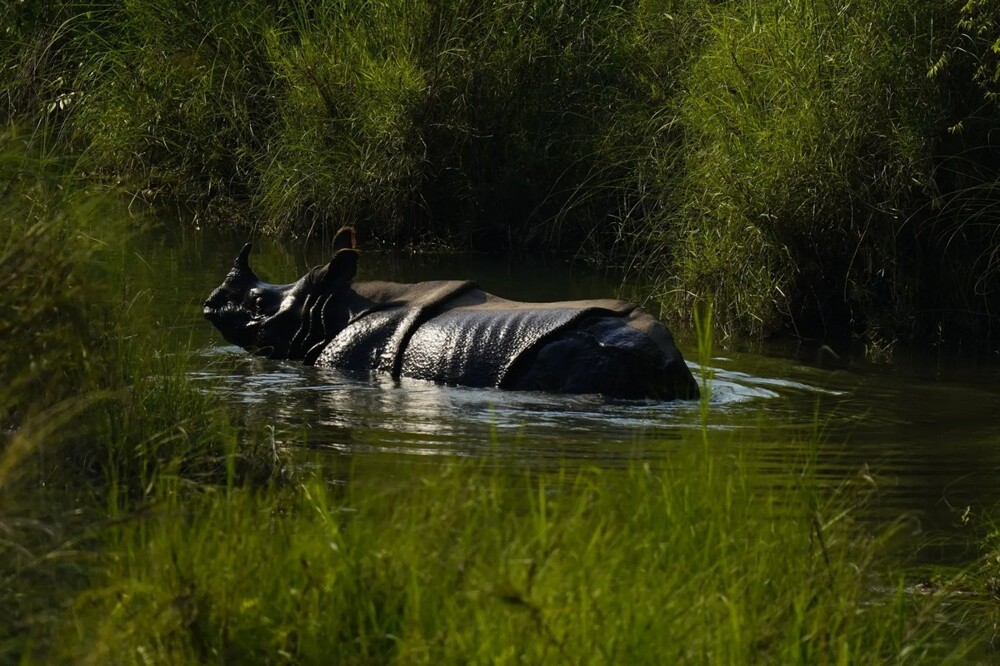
(247, 289, 264, 310)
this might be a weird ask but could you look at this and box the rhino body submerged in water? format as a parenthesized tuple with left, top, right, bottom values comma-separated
(204, 228, 699, 401)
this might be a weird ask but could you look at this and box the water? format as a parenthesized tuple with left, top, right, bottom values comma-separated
(132, 225, 1000, 559)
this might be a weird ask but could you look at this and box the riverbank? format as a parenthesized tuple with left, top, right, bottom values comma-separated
(5, 0, 1000, 348)
(43, 457, 988, 664)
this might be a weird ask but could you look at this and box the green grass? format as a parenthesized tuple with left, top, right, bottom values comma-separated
(51, 453, 974, 665)
(0, 130, 272, 494)
(0, 133, 281, 660)
(2, 0, 657, 245)
(665, 1, 950, 339)
(955, 0, 1000, 101)
(5, 0, 1000, 345)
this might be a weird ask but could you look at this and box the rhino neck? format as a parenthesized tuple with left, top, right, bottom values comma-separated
(300, 283, 465, 365)
(288, 287, 370, 364)
(351, 280, 477, 308)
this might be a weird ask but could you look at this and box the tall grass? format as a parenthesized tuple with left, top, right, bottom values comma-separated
(258, 1, 427, 236)
(665, 1, 951, 339)
(54, 453, 975, 664)
(0, 132, 268, 494)
(955, 0, 1000, 101)
(0, 134, 278, 661)
(2, 0, 667, 246)
(635, 0, 1000, 345)
(7, 0, 1000, 345)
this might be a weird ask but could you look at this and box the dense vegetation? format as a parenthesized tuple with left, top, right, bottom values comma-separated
(3, 140, 999, 662)
(0, 138, 273, 657)
(4, 0, 1000, 345)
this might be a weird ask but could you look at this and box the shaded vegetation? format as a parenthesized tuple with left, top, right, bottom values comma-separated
(0, 136, 278, 659)
(5, 0, 1000, 345)
(660, 0, 1000, 344)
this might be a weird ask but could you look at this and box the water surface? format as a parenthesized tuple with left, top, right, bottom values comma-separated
(131, 226, 1000, 560)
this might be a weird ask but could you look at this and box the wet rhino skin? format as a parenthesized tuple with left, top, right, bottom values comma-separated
(203, 228, 699, 400)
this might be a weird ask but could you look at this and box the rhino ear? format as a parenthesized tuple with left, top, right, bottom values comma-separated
(332, 227, 357, 252)
(317, 248, 359, 286)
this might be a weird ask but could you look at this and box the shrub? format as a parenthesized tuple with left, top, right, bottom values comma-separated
(669, 0, 946, 338)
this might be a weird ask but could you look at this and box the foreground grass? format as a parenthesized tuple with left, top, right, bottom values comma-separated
(0, 135, 280, 660)
(56, 454, 969, 665)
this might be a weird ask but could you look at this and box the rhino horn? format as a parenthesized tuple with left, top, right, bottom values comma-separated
(233, 242, 257, 277)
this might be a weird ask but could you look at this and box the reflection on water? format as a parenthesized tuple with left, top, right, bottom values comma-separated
(193, 347, 702, 459)
(137, 227, 1000, 556)
(194, 348, 846, 451)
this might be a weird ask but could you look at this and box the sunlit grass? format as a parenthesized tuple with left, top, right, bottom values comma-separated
(55, 449, 975, 665)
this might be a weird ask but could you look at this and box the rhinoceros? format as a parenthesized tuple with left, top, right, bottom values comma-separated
(203, 228, 699, 400)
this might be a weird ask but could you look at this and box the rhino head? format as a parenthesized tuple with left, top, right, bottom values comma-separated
(203, 227, 359, 362)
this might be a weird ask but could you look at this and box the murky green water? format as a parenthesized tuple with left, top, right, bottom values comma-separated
(130, 225, 1000, 561)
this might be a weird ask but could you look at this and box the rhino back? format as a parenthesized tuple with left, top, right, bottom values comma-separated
(502, 310, 699, 399)
(400, 307, 615, 387)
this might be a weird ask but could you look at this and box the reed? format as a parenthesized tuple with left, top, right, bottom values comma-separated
(5, 0, 1000, 344)
(50, 446, 978, 664)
